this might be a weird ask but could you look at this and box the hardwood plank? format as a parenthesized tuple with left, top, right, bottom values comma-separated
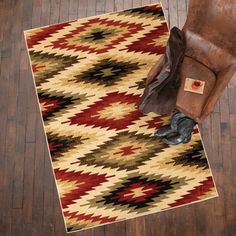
(178, 206, 197, 236)
(11, 209, 23, 236)
(0, 1, 4, 48)
(31, 114, 47, 236)
(1, 0, 19, 219)
(23, 7, 37, 154)
(219, 88, 235, 236)
(201, 110, 226, 235)
(210, 113, 223, 168)
(142, 0, 151, 5)
(213, 100, 220, 113)
(229, 88, 236, 114)
(50, 0, 60, 24)
(126, 219, 137, 236)
(42, 148, 55, 228)
(123, 0, 132, 10)
(168, 0, 178, 28)
(22, 143, 35, 224)
(230, 114, 236, 137)
(79, 228, 95, 236)
(69, 0, 79, 20)
(53, 192, 68, 236)
(227, 138, 236, 234)
(25, 80, 37, 143)
(114, 0, 123, 11)
(22, 0, 33, 30)
(0, 0, 14, 215)
(228, 75, 236, 89)
(78, 0, 88, 18)
(105, 0, 115, 12)
(145, 214, 166, 236)
(96, 0, 105, 14)
(160, 0, 169, 28)
(132, 0, 142, 8)
(12, 67, 28, 209)
(41, 0, 51, 25)
(23, 223, 36, 236)
(87, 0, 96, 17)
(177, 0, 187, 28)
(0, 77, 9, 206)
(93, 225, 105, 236)
(1, 109, 16, 214)
(219, 89, 230, 123)
(135, 216, 146, 236)
(12, 0, 33, 211)
(104, 224, 116, 236)
(42, 224, 55, 236)
(0, 216, 12, 236)
(31, 0, 42, 28)
(59, 0, 69, 22)
(199, 116, 212, 158)
(104, 221, 125, 236)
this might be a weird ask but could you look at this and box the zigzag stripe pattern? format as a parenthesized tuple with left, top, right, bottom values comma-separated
(24, 3, 218, 233)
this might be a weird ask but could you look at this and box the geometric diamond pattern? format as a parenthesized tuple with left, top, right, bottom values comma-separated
(166, 140, 209, 170)
(47, 133, 85, 161)
(124, 24, 169, 55)
(95, 175, 185, 210)
(49, 17, 145, 54)
(39, 92, 79, 121)
(74, 58, 141, 86)
(24, 3, 218, 233)
(64, 91, 143, 131)
(73, 131, 168, 171)
(55, 168, 115, 208)
(30, 51, 81, 86)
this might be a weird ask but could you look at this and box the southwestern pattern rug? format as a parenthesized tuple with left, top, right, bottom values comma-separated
(24, 3, 218, 233)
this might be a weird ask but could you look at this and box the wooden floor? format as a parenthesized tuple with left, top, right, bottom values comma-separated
(0, 0, 236, 235)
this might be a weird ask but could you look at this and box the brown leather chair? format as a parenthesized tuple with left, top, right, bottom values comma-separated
(147, 0, 236, 122)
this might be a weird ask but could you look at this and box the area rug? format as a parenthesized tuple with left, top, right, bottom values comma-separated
(24, 3, 218, 233)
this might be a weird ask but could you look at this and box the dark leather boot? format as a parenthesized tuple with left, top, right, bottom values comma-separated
(155, 111, 186, 137)
(162, 118, 196, 145)
(155, 112, 197, 145)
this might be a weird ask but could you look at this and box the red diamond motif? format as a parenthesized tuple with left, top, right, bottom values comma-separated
(63, 92, 144, 131)
(124, 23, 169, 55)
(55, 168, 114, 208)
(49, 17, 145, 54)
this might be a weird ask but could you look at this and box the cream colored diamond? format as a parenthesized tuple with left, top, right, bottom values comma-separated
(124, 187, 153, 198)
(57, 180, 85, 198)
(151, 33, 169, 47)
(94, 101, 136, 120)
(26, 28, 43, 38)
(66, 23, 129, 50)
(109, 141, 145, 161)
(40, 101, 52, 113)
(100, 68, 115, 77)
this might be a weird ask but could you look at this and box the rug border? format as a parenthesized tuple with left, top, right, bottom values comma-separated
(23, 2, 219, 234)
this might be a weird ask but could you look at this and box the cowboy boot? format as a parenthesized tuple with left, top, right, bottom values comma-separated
(154, 111, 186, 137)
(162, 117, 197, 145)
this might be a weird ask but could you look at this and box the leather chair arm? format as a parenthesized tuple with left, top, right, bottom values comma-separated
(199, 63, 236, 121)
